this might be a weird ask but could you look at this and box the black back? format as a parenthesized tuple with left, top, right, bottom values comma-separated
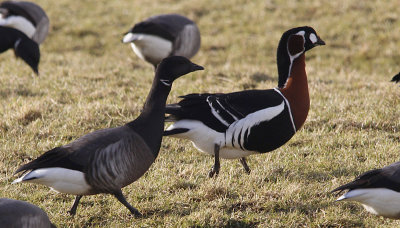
(130, 14, 195, 42)
(0, 1, 47, 26)
(331, 161, 400, 194)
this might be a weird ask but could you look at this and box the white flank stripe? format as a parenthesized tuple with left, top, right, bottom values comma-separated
(215, 99, 239, 121)
(274, 88, 296, 132)
(225, 101, 285, 149)
(207, 97, 230, 126)
(13, 168, 91, 195)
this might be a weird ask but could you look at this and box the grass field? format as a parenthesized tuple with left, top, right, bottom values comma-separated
(1, 0, 400, 227)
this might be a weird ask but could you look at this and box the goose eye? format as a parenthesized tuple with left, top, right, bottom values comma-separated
(309, 33, 317, 43)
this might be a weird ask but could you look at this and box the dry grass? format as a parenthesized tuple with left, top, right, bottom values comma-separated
(0, 0, 400, 227)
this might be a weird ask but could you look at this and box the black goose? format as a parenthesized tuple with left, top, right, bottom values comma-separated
(0, 0, 49, 44)
(122, 14, 201, 68)
(13, 56, 204, 216)
(164, 26, 325, 177)
(331, 161, 400, 219)
(0, 198, 55, 228)
(0, 26, 39, 74)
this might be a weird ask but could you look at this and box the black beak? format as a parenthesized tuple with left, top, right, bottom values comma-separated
(315, 36, 326, 46)
(191, 63, 204, 72)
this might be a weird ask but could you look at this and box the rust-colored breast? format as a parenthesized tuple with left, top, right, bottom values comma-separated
(279, 54, 310, 130)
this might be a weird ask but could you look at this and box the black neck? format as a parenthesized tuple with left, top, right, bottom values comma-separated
(276, 39, 291, 88)
(127, 74, 171, 157)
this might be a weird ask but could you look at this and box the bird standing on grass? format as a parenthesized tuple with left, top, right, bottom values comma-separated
(122, 14, 201, 69)
(13, 56, 204, 216)
(0, 198, 55, 228)
(332, 161, 400, 219)
(164, 26, 325, 177)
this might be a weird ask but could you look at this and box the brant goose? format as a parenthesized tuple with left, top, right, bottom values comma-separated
(332, 161, 400, 219)
(122, 14, 201, 68)
(0, 0, 49, 44)
(0, 198, 55, 228)
(164, 26, 325, 177)
(13, 56, 204, 216)
(391, 72, 400, 83)
(0, 26, 40, 74)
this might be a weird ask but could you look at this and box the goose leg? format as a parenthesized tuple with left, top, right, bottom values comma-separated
(68, 195, 82, 215)
(114, 190, 142, 218)
(209, 144, 220, 178)
(240, 157, 251, 174)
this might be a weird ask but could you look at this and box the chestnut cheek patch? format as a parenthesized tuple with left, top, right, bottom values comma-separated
(288, 35, 304, 56)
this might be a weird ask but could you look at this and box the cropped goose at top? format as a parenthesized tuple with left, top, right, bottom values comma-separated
(332, 161, 400, 219)
(0, 0, 49, 44)
(0, 1, 49, 74)
(122, 14, 201, 68)
(164, 26, 325, 177)
(13, 56, 204, 216)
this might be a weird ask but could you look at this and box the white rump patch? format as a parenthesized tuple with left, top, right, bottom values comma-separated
(0, 15, 36, 38)
(309, 33, 317, 43)
(166, 120, 224, 155)
(122, 32, 135, 43)
(337, 188, 400, 218)
(126, 33, 172, 63)
(13, 168, 91, 195)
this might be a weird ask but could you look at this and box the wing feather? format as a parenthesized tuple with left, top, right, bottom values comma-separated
(165, 89, 284, 133)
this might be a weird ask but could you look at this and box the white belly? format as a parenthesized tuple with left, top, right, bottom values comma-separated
(337, 188, 400, 219)
(13, 168, 92, 195)
(0, 15, 36, 38)
(166, 120, 257, 159)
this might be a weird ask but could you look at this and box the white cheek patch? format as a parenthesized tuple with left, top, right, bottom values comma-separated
(296, 31, 305, 36)
(309, 33, 317, 43)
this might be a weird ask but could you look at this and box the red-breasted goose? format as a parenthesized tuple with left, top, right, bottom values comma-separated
(332, 161, 400, 219)
(13, 56, 204, 216)
(0, 198, 55, 228)
(0, 0, 49, 44)
(0, 26, 39, 74)
(164, 26, 325, 177)
(391, 72, 400, 83)
(122, 14, 201, 69)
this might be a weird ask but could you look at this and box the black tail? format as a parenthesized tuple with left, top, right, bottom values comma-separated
(391, 72, 400, 83)
(330, 181, 357, 195)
